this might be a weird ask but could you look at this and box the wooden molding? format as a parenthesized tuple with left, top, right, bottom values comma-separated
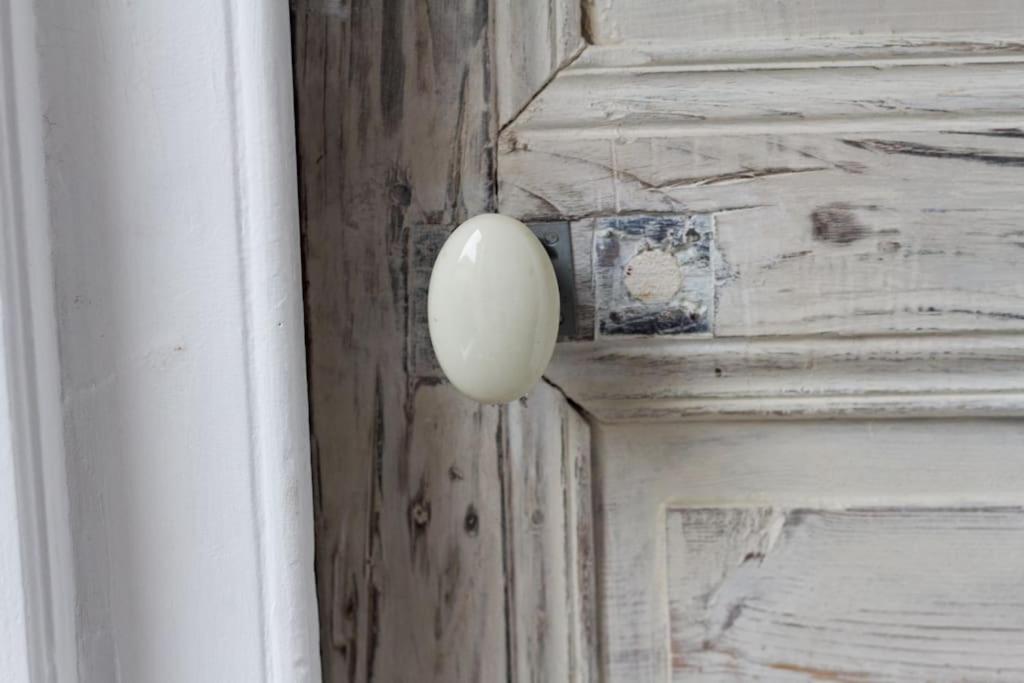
(1, 2, 80, 679)
(582, 2, 1024, 45)
(495, 0, 584, 128)
(548, 334, 1024, 422)
(488, 39, 1024, 423)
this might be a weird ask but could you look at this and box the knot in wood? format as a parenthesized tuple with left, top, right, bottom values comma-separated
(411, 501, 430, 527)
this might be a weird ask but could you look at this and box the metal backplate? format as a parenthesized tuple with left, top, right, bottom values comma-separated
(528, 221, 576, 340)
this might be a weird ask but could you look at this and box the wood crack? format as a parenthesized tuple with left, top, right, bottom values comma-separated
(498, 43, 588, 137)
(657, 166, 829, 189)
(842, 138, 1024, 167)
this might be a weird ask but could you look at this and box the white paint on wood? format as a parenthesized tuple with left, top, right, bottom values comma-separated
(501, 56, 1024, 143)
(666, 506, 1024, 680)
(547, 333, 1024, 422)
(570, 36, 1024, 73)
(332, 4, 1024, 682)
(583, 0, 1024, 45)
(496, 0, 584, 127)
(292, 2, 596, 681)
(506, 383, 597, 683)
(13, 0, 321, 680)
(594, 419, 1024, 681)
(500, 50, 1024, 338)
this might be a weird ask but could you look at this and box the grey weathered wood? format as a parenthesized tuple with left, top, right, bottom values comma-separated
(666, 506, 1024, 680)
(292, 3, 594, 680)
(291, 1, 500, 678)
(583, 0, 1024, 45)
(595, 419, 1024, 681)
(409, 225, 450, 379)
(496, 0, 584, 128)
(382, 388, 507, 681)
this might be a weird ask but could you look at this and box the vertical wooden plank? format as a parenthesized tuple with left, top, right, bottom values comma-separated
(292, 2, 595, 681)
(378, 387, 507, 682)
(505, 383, 598, 682)
(290, 1, 499, 681)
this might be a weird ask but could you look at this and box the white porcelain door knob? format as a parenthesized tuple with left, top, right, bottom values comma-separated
(428, 213, 560, 404)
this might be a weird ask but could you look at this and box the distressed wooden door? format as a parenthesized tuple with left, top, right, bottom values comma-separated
(293, 1, 1024, 681)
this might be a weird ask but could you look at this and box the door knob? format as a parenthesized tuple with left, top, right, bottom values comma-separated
(428, 213, 560, 403)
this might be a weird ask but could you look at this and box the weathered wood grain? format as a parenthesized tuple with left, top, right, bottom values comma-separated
(500, 60, 1024, 143)
(291, 1, 497, 680)
(292, 3, 594, 680)
(500, 54, 1024, 338)
(583, 0, 1024, 45)
(495, 0, 584, 128)
(547, 333, 1024, 421)
(594, 419, 1024, 681)
(667, 506, 1024, 681)
(378, 388, 507, 681)
(569, 36, 1024, 73)
(505, 383, 597, 683)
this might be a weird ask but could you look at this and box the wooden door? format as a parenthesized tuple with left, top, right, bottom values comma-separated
(293, 1, 1024, 681)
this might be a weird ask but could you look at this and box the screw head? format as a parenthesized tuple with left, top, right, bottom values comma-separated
(543, 231, 559, 246)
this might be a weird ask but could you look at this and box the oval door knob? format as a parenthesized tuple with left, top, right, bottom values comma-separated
(428, 213, 560, 404)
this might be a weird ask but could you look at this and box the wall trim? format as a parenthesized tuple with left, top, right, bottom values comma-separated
(225, 2, 321, 680)
(1, 1, 320, 680)
(0, 1, 79, 680)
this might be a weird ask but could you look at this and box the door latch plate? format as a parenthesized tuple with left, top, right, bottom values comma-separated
(528, 221, 576, 340)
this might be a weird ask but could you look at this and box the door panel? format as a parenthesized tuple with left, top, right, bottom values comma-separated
(595, 420, 1024, 681)
(666, 506, 1024, 680)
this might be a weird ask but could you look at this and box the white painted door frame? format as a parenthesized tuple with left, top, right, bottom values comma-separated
(0, 1, 320, 681)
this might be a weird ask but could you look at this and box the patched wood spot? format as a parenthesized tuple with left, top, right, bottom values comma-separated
(811, 203, 868, 244)
(595, 215, 714, 337)
(624, 250, 682, 303)
(463, 504, 479, 536)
